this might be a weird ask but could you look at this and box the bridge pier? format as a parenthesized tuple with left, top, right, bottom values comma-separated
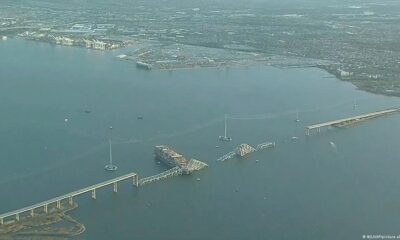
(317, 127, 321, 133)
(0, 172, 139, 221)
(306, 129, 310, 136)
(91, 189, 96, 199)
(113, 182, 118, 193)
(133, 175, 139, 187)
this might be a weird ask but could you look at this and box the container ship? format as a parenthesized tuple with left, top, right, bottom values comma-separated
(154, 145, 208, 174)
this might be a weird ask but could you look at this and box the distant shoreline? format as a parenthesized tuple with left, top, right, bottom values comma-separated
(3, 37, 398, 99)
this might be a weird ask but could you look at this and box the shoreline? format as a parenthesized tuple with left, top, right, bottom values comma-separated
(0, 203, 85, 240)
(4, 37, 397, 99)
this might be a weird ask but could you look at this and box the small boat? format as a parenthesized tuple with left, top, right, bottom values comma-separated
(215, 145, 220, 148)
(64, 118, 69, 123)
(255, 160, 259, 163)
(109, 126, 113, 130)
(137, 116, 143, 120)
(196, 178, 201, 181)
(291, 136, 299, 141)
(84, 110, 91, 114)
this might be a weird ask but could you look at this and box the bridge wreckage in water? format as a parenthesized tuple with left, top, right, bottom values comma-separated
(139, 145, 208, 186)
(217, 142, 276, 162)
(154, 145, 208, 173)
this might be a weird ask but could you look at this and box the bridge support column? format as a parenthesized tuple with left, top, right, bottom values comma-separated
(15, 213, 19, 221)
(113, 182, 118, 193)
(30, 209, 34, 217)
(306, 129, 310, 136)
(133, 175, 139, 187)
(91, 189, 96, 199)
(0, 218, 3, 225)
(317, 127, 321, 133)
(56, 200, 61, 209)
(44, 204, 48, 213)
(69, 197, 73, 205)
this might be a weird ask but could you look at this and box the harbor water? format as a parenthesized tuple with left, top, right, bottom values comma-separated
(1, 39, 400, 239)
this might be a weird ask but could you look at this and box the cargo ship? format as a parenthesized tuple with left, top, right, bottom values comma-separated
(154, 145, 208, 174)
(155, 145, 189, 173)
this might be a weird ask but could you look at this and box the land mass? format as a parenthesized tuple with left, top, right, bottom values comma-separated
(1, 0, 400, 96)
(0, 203, 85, 240)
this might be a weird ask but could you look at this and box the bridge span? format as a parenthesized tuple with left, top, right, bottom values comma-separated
(0, 172, 139, 225)
(139, 166, 183, 186)
(306, 108, 400, 135)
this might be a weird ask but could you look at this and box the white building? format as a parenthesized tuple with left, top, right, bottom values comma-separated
(93, 40, 107, 50)
(62, 37, 74, 46)
(338, 68, 352, 77)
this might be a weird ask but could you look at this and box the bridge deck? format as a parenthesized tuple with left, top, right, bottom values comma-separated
(0, 172, 137, 219)
(139, 167, 182, 186)
(307, 108, 399, 130)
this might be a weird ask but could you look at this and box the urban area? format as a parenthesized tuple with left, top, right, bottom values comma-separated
(1, 0, 400, 96)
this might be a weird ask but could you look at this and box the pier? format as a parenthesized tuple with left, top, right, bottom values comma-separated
(0, 172, 138, 225)
(306, 108, 400, 135)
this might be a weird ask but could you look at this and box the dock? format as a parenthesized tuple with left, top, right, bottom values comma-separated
(306, 108, 400, 135)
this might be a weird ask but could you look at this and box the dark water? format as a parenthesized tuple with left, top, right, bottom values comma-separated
(1, 39, 400, 240)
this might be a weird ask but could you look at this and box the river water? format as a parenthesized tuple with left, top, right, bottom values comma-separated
(1, 39, 400, 240)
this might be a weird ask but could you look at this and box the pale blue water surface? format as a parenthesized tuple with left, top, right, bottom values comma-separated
(1, 39, 400, 239)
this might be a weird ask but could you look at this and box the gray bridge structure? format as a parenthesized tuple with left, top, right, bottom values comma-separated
(0, 172, 139, 225)
(306, 108, 399, 135)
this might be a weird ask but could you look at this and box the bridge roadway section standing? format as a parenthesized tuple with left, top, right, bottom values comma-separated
(305, 108, 400, 135)
(0, 172, 139, 225)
